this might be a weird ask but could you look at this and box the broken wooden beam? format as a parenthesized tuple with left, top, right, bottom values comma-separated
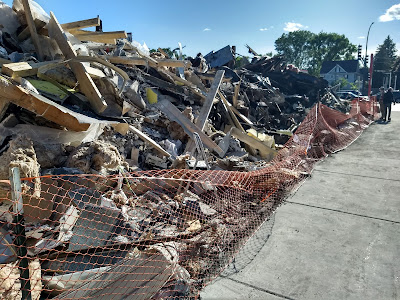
(21, 0, 44, 61)
(185, 70, 225, 153)
(157, 100, 225, 157)
(128, 125, 170, 157)
(1, 60, 59, 78)
(0, 75, 116, 131)
(157, 59, 191, 68)
(105, 55, 156, 67)
(17, 19, 46, 41)
(48, 12, 107, 114)
(218, 90, 245, 132)
(233, 80, 241, 108)
(62, 17, 101, 31)
(69, 29, 127, 44)
(231, 127, 276, 160)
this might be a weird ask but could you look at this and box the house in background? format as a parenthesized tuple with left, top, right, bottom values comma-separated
(320, 60, 362, 90)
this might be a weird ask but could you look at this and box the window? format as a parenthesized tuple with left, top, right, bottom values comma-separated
(345, 74, 348, 79)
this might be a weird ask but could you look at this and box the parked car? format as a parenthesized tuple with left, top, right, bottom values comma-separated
(336, 91, 368, 101)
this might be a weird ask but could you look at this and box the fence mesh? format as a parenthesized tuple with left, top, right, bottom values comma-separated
(0, 98, 378, 299)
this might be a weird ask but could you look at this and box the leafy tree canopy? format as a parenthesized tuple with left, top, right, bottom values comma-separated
(373, 35, 397, 72)
(275, 31, 356, 76)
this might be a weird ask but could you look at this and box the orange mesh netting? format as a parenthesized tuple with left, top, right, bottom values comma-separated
(0, 98, 378, 299)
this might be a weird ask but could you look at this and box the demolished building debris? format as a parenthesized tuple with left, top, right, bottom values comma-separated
(0, 0, 376, 299)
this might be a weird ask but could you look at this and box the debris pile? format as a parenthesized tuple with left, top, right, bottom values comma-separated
(0, 1, 357, 299)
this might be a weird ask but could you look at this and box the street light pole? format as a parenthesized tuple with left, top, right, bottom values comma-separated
(363, 22, 374, 95)
(365, 22, 374, 68)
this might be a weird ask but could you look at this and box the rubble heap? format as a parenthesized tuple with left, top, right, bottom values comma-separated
(0, 1, 359, 299)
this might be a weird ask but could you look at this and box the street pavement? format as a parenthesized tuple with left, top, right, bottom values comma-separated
(201, 107, 400, 300)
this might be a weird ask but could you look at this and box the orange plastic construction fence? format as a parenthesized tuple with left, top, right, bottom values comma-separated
(0, 99, 378, 299)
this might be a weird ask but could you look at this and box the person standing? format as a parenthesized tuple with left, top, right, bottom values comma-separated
(383, 87, 394, 122)
(379, 87, 385, 120)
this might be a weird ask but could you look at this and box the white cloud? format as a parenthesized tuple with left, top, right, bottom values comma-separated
(358, 36, 366, 39)
(284, 22, 308, 32)
(203, 28, 211, 31)
(379, 3, 400, 22)
(259, 28, 268, 31)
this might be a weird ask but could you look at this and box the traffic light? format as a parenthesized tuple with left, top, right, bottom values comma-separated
(365, 55, 368, 65)
(358, 45, 362, 60)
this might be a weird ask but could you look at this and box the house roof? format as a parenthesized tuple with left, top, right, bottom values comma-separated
(320, 60, 359, 74)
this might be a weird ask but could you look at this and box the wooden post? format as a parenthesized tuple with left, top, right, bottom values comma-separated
(10, 167, 31, 300)
(185, 70, 225, 153)
(21, 0, 44, 61)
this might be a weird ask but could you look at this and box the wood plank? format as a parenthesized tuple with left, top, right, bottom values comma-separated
(62, 17, 101, 31)
(218, 90, 245, 132)
(231, 105, 253, 125)
(157, 47, 170, 58)
(195, 70, 225, 130)
(233, 80, 241, 108)
(157, 99, 224, 157)
(0, 75, 117, 131)
(17, 19, 46, 41)
(157, 59, 191, 68)
(69, 29, 127, 43)
(128, 125, 170, 157)
(48, 12, 107, 114)
(231, 127, 276, 160)
(106, 56, 155, 67)
(21, 0, 44, 61)
(184, 70, 224, 154)
(198, 73, 232, 82)
(157, 68, 205, 99)
(1, 60, 59, 78)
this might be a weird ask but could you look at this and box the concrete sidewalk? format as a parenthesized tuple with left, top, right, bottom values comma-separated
(201, 109, 400, 300)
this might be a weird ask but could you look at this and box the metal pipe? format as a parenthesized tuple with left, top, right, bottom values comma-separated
(10, 167, 31, 300)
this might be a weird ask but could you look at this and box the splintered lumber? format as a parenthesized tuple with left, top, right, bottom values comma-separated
(35, 17, 101, 37)
(128, 125, 170, 157)
(158, 48, 170, 58)
(17, 19, 46, 41)
(185, 70, 225, 153)
(218, 90, 245, 132)
(61, 17, 101, 31)
(231, 127, 276, 160)
(231, 105, 253, 125)
(106, 56, 155, 67)
(156, 59, 191, 68)
(2, 60, 59, 78)
(157, 100, 225, 157)
(233, 80, 241, 107)
(0, 75, 116, 131)
(48, 12, 107, 114)
(69, 29, 127, 44)
(21, 0, 44, 61)
(197, 69, 225, 129)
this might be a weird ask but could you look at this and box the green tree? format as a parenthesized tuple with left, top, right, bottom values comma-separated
(372, 36, 397, 88)
(333, 77, 349, 89)
(374, 35, 397, 71)
(275, 30, 314, 70)
(274, 31, 356, 76)
(308, 32, 356, 76)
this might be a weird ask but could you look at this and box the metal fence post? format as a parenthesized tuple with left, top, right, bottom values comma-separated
(10, 167, 31, 300)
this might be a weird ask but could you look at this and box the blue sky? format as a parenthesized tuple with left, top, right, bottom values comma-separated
(3, 0, 400, 59)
